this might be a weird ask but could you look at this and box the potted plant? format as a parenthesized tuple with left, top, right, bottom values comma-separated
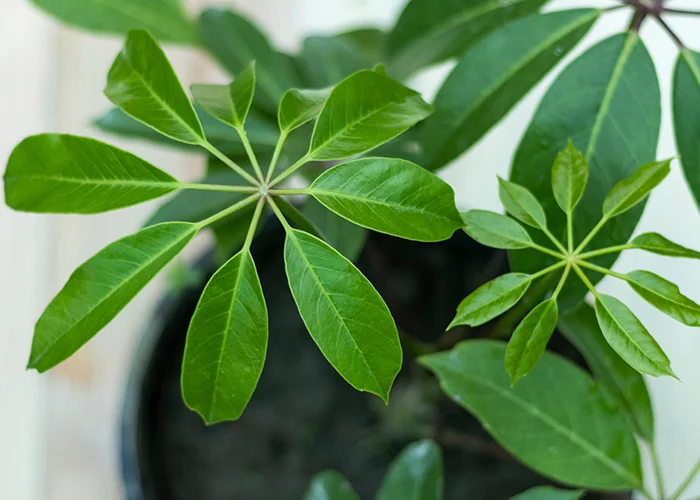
(6, 0, 700, 499)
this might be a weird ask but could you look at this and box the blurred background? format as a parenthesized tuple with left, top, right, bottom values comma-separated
(1, 0, 699, 498)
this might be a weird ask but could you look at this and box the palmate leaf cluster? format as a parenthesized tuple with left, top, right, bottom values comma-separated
(3, 30, 464, 423)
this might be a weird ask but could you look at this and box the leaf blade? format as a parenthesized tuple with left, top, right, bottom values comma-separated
(552, 140, 589, 214)
(505, 299, 558, 384)
(462, 210, 533, 249)
(498, 178, 547, 230)
(602, 159, 671, 218)
(376, 440, 444, 500)
(304, 470, 359, 500)
(631, 232, 700, 259)
(510, 486, 584, 500)
(673, 49, 700, 209)
(278, 88, 330, 134)
(627, 270, 700, 327)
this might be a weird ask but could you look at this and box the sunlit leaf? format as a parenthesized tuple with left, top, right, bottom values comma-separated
(449, 273, 531, 328)
(462, 210, 533, 249)
(602, 159, 671, 218)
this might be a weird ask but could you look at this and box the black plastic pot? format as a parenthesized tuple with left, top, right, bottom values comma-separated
(120, 220, 629, 500)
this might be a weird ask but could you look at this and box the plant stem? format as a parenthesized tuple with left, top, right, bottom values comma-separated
(242, 197, 267, 251)
(628, 7, 648, 32)
(270, 152, 313, 187)
(179, 182, 259, 194)
(543, 227, 568, 255)
(576, 259, 628, 282)
(664, 8, 700, 16)
(269, 188, 311, 196)
(265, 131, 288, 183)
(529, 242, 566, 260)
(655, 15, 686, 49)
(530, 260, 568, 280)
(670, 458, 700, 500)
(650, 444, 666, 500)
(574, 215, 609, 255)
(577, 244, 633, 259)
(572, 263, 600, 297)
(566, 212, 574, 254)
(267, 195, 292, 232)
(551, 264, 571, 301)
(202, 141, 260, 186)
(196, 194, 259, 229)
(236, 127, 265, 182)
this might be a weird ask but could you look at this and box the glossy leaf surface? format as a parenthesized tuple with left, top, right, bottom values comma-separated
(602, 160, 671, 218)
(673, 50, 700, 209)
(278, 88, 330, 134)
(505, 299, 558, 384)
(304, 471, 359, 500)
(449, 273, 531, 328)
(498, 178, 547, 230)
(552, 140, 589, 214)
(627, 270, 700, 326)
(462, 210, 533, 249)
(376, 440, 443, 500)
(631, 233, 700, 259)
(191, 63, 256, 130)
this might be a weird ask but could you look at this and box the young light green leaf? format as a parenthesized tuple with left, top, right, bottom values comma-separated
(295, 35, 370, 89)
(626, 270, 700, 327)
(420, 340, 642, 490)
(28, 223, 199, 373)
(200, 9, 300, 114)
(594, 294, 675, 378)
(498, 178, 547, 230)
(510, 486, 584, 500)
(422, 9, 599, 171)
(462, 210, 533, 249)
(449, 273, 532, 329)
(631, 233, 700, 259)
(310, 158, 462, 242)
(278, 88, 330, 134)
(386, 0, 548, 80)
(302, 198, 368, 262)
(505, 299, 558, 384)
(30, 0, 198, 44)
(560, 303, 654, 440)
(105, 30, 205, 145)
(552, 140, 589, 214)
(673, 50, 700, 209)
(308, 70, 433, 161)
(284, 229, 402, 402)
(304, 470, 359, 500)
(191, 62, 256, 130)
(602, 159, 671, 218)
(4, 134, 178, 214)
(376, 440, 443, 500)
(181, 250, 267, 424)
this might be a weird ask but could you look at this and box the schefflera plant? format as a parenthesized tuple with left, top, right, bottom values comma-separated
(3, 30, 464, 423)
(453, 142, 700, 384)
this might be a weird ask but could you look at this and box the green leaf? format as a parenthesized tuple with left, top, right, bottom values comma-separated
(419, 340, 642, 490)
(594, 294, 675, 377)
(105, 30, 204, 145)
(631, 232, 700, 259)
(673, 50, 700, 209)
(376, 440, 443, 500)
(4, 134, 178, 214)
(498, 178, 547, 230)
(30, 0, 198, 44)
(422, 9, 598, 170)
(462, 210, 533, 249)
(278, 88, 330, 134)
(308, 70, 433, 161)
(28, 223, 199, 373)
(387, 0, 548, 80)
(552, 140, 589, 214)
(449, 273, 532, 328)
(510, 486, 584, 500)
(181, 250, 267, 423)
(200, 9, 300, 114)
(505, 299, 558, 384)
(510, 33, 661, 309)
(304, 470, 359, 500)
(310, 158, 461, 242)
(302, 198, 368, 262)
(191, 62, 256, 130)
(626, 270, 700, 327)
(95, 107, 279, 156)
(559, 303, 654, 440)
(602, 159, 671, 218)
(335, 28, 386, 66)
(295, 35, 371, 89)
(284, 229, 401, 402)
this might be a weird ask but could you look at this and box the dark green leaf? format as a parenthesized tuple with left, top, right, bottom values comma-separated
(28, 223, 199, 372)
(302, 198, 368, 262)
(308, 70, 433, 161)
(673, 49, 700, 209)
(559, 303, 654, 440)
(284, 230, 401, 401)
(631, 233, 700, 259)
(510, 33, 661, 309)
(420, 340, 642, 490)
(627, 270, 700, 327)
(200, 9, 300, 114)
(278, 88, 330, 134)
(310, 158, 461, 242)
(296, 35, 370, 88)
(602, 160, 671, 218)
(387, 0, 548, 80)
(191, 62, 256, 130)
(182, 250, 267, 423)
(594, 294, 675, 377)
(498, 178, 547, 230)
(30, 0, 198, 44)
(376, 440, 443, 500)
(449, 273, 531, 328)
(335, 28, 386, 65)
(304, 470, 359, 500)
(422, 9, 598, 170)
(4, 134, 178, 214)
(505, 299, 558, 384)
(105, 30, 204, 144)
(510, 486, 584, 500)
(552, 140, 589, 214)
(462, 210, 533, 249)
